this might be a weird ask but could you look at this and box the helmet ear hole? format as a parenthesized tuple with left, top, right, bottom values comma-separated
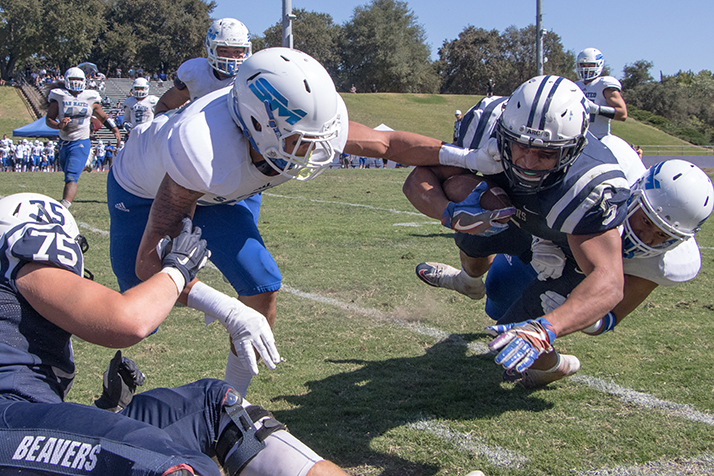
(251, 116, 262, 132)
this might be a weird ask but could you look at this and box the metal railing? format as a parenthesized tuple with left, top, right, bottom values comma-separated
(641, 145, 713, 156)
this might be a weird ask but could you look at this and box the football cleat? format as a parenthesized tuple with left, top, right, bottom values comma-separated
(509, 354, 581, 388)
(415, 262, 486, 300)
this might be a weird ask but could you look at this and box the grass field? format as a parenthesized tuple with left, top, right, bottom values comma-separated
(1, 170, 713, 476)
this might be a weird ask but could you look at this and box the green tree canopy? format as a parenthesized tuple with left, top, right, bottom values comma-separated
(0, 0, 43, 79)
(438, 24, 574, 96)
(339, 0, 439, 93)
(94, 0, 214, 75)
(260, 8, 341, 77)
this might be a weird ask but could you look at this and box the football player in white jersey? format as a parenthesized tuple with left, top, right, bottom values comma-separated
(46, 67, 121, 207)
(108, 47, 501, 396)
(94, 140, 107, 171)
(482, 160, 714, 387)
(123, 78, 159, 128)
(155, 18, 251, 114)
(575, 48, 628, 139)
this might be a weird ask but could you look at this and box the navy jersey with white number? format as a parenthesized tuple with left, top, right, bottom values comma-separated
(0, 223, 83, 403)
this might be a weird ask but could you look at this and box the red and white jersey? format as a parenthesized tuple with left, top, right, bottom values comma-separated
(177, 58, 234, 101)
(112, 87, 349, 206)
(123, 95, 159, 126)
(47, 89, 101, 141)
(576, 76, 622, 139)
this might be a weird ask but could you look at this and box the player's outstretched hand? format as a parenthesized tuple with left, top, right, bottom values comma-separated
(218, 302, 281, 375)
(441, 182, 516, 236)
(157, 217, 210, 287)
(94, 350, 145, 412)
(488, 317, 556, 373)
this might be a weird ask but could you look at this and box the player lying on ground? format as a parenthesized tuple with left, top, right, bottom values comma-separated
(481, 159, 714, 386)
(108, 46, 504, 396)
(0, 193, 348, 476)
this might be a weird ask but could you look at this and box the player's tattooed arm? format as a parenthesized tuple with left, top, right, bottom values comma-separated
(135, 174, 203, 284)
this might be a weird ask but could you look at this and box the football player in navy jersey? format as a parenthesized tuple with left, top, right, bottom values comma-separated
(481, 160, 714, 387)
(0, 193, 349, 476)
(405, 75, 631, 381)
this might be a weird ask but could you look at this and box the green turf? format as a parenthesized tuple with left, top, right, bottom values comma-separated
(1, 171, 713, 475)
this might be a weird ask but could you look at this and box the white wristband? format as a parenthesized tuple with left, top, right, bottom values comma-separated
(159, 267, 185, 294)
(187, 281, 241, 326)
(582, 319, 603, 335)
(438, 144, 471, 168)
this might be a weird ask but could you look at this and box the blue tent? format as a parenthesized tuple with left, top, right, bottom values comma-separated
(13, 116, 59, 138)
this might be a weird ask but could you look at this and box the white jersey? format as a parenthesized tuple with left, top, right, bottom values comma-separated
(622, 238, 700, 286)
(123, 95, 159, 126)
(32, 145, 43, 157)
(95, 144, 106, 158)
(176, 58, 233, 101)
(576, 76, 622, 139)
(14, 144, 27, 159)
(47, 89, 101, 141)
(606, 134, 700, 286)
(112, 87, 349, 206)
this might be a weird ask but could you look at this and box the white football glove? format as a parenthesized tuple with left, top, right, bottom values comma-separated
(531, 237, 566, 281)
(187, 282, 280, 375)
(438, 138, 503, 175)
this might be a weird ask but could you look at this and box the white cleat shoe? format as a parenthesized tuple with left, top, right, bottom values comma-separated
(415, 262, 486, 300)
(516, 354, 581, 388)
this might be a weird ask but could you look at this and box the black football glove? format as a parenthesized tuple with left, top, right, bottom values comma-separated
(94, 350, 145, 412)
(156, 217, 210, 286)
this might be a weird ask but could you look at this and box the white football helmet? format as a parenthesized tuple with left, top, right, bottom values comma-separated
(205, 18, 252, 77)
(576, 48, 604, 81)
(64, 67, 86, 92)
(496, 75, 589, 193)
(228, 47, 344, 181)
(623, 160, 714, 258)
(0, 193, 86, 261)
(132, 78, 149, 98)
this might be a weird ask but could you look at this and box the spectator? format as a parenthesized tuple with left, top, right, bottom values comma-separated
(453, 110, 463, 144)
(350, 84, 357, 93)
(371, 83, 378, 93)
(116, 67, 122, 78)
(636, 145, 643, 159)
(487, 78, 495, 97)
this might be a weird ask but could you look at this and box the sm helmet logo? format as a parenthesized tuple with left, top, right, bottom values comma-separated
(249, 78, 307, 126)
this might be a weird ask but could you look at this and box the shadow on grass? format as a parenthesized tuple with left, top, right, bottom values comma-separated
(271, 334, 551, 475)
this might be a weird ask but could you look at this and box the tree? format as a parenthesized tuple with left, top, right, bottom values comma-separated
(621, 60, 653, 90)
(0, 0, 44, 80)
(438, 25, 574, 96)
(38, 0, 107, 72)
(340, 0, 439, 93)
(94, 0, 214, 75)
(260, 8, 341, 76)
(437, 26, 505, 95)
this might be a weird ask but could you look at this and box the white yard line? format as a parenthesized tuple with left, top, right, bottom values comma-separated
(263, 192, 426, 216)
(406, 420, 527, 468)
(577, 453, 714, 476)
(570, 374, 714, 426)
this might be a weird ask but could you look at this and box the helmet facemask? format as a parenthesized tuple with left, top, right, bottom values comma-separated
(497, 123, 586, 193)
(205, 18, 252, 77)
(576, 48, 604, 81)
(64, 67, 86, 92)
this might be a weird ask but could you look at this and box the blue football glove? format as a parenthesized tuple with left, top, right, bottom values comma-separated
(157, 217, 210, 286)
(488, 317, 557, 373)
(441, 182, 515, 236)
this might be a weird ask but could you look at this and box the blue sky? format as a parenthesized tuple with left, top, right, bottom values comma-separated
(212, 0, 713, 79)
